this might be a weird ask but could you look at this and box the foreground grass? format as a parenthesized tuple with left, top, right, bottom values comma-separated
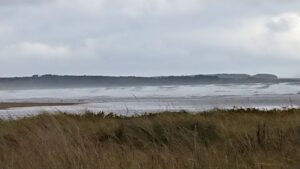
(0, 109, 299, 169)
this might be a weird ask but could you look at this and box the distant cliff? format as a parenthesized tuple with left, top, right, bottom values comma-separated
(252, 74, 278, 80)
(215, 74, 278, 80)
(0, 73, 292, 90)
(215, 74, 251, 79)
(0, 74, 218, 90)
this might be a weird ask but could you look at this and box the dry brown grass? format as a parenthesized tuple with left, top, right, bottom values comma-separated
(0, 109, 299, 169)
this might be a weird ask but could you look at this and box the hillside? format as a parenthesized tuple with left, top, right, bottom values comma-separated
(0, 73, 296, 90)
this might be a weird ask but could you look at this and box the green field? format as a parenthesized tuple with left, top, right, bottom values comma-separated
(0, 109, 299, 169)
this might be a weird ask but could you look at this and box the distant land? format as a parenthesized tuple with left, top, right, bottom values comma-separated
(0, 74, 299, 90)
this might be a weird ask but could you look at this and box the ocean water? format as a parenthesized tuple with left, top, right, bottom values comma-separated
(0, 83, 299, 118)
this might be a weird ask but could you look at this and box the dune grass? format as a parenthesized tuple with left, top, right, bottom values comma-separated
(0, 109, 299, 169)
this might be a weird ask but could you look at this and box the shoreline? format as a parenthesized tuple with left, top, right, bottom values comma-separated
(0, 102, 78, 110)
(0, 94, 300, 119)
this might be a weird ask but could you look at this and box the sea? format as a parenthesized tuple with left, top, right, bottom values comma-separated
(0, 82, 300, 118)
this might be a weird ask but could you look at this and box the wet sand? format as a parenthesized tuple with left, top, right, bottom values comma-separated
(0, 103, 78, 110)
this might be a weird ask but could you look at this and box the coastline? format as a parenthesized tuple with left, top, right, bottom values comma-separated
(0, 94, 299, 119)
(0, 102, 78, 110)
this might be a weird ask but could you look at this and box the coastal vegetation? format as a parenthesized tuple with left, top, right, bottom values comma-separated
(0, 109, 299, 169)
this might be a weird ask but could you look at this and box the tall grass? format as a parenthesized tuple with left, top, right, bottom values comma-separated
(0, 109, 299, 169)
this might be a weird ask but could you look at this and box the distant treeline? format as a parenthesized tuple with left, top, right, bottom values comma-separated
(0, 74, 298, 90)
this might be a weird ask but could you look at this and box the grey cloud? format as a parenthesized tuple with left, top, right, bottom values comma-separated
(266, 20, 291, 32)
(265, 13, 300, 32)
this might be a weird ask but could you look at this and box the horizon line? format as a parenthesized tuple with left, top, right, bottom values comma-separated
(0, 73, 290, 79)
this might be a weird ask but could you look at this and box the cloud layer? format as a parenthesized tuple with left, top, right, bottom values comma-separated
(0, 0, 300, 77)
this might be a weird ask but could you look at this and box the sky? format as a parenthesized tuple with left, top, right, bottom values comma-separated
(0, 0, 300, 78)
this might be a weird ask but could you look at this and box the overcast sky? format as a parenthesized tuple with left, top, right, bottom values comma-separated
(0, 0, 300, 77)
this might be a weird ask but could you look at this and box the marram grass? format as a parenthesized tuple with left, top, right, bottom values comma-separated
(0, 109, 299, 169)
